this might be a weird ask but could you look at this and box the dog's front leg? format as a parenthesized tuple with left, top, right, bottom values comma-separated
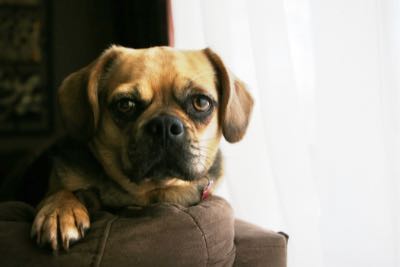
(31, 190, 90, 251)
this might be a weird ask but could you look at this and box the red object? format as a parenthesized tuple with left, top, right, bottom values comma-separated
(201, 180, 214, 200)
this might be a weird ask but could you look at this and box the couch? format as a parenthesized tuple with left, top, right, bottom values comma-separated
(0, 195, 287, 267)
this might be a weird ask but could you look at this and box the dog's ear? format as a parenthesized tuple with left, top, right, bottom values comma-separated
(204, 48, 254, 143)
(58, 46, 120, 141)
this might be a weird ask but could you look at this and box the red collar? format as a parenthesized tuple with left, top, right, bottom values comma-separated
(201, 180, 214, 200)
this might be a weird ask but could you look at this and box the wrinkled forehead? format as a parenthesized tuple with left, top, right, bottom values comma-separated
(104, 47, 218, 102)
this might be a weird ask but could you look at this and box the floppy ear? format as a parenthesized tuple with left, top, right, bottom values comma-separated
(58, 47, 120, 141)
(204, 48, 254, 143)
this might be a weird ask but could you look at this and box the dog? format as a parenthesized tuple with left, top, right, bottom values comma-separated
(31, 45, 253, 251)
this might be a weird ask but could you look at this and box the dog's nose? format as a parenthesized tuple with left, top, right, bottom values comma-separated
(145, 115, 184, 141)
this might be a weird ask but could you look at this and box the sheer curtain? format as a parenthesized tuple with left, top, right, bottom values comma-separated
(171, 1, 400, 267)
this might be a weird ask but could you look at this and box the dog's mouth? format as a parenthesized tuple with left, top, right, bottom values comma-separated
(126, 146, 205, 183)
(139, 152, 193, 180)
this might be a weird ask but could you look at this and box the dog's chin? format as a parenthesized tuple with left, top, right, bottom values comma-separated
(125, 157, 205, 183)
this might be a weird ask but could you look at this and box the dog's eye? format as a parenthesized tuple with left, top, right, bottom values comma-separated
(192, 95, 211, 112)
(116, 99, 135, 113)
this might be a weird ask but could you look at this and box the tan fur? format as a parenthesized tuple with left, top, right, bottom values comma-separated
(204, 48, 254, 142)
(31, 190, 89, 251)
(32, 45, 253, 251)
(87, 46, 222, 205)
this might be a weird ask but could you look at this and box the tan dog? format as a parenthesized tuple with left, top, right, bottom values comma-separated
(31, 46, 253, 251)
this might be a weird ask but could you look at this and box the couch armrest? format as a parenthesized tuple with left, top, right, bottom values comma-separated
(0, 197, 236, 267)
(0, 199, 287, 267)
(233, 220, 287, 267)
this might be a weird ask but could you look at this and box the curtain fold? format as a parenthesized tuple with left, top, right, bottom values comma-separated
(171, 1, 399, 266)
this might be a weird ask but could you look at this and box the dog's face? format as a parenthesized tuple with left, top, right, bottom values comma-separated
(58, 46, 253, 185)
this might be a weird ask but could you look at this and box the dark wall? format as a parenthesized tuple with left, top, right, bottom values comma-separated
(52, 0, 169, 87)
(52, 0, 115, 89)
(0, 0, 169, 182)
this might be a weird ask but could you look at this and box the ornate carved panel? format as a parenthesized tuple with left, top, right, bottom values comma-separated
(0, 0, 51, 134)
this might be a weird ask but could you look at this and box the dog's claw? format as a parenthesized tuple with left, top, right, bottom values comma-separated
(51, 238, 58, 251)
(78, 224, 86, 238)
(63, 238, 69, 251)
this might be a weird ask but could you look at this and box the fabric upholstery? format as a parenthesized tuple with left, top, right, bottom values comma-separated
(233, 220, 287, 267)
(0, 196, 287, 267)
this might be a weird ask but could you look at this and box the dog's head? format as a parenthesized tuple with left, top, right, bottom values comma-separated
(58, 46, 253, 183)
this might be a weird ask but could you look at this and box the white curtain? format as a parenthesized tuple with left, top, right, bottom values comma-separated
(171, 1, 400, 267)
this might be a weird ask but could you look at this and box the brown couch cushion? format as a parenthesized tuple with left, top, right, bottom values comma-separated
(233, 220, 287, 267)
(0, 196, 235, 267)
(0, 197, 287, 267)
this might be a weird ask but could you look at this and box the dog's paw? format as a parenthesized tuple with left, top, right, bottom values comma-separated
(31, 191, 90, 251)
